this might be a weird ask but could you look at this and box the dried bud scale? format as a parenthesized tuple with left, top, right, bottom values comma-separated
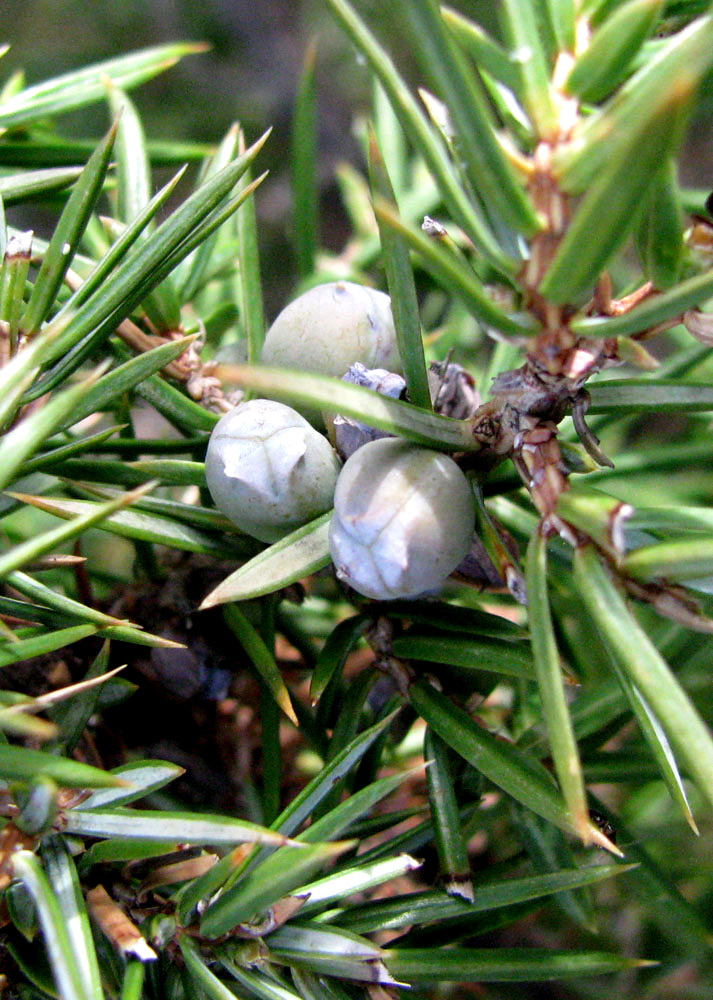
(329, 438, 475, 601)
(205, 399, 340, 543)
(341, 361, 407, 398)
(428, 358, 481, 419)
(332, 359, 480, 462)
(333, 363, 407, 460)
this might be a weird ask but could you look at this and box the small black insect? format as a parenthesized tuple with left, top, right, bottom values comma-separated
(590, 809, 617, 845)
(705, 189, 713, 219)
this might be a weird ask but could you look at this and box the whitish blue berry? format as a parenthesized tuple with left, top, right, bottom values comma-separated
(329, 438, 475, 600)
(206, 399, 340, 543)
(261, 281, 401, 378)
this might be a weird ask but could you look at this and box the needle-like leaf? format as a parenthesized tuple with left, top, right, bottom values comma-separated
(200, 841, 355, 938)
(6, 492, 247, 560)
(0, 43, 207, 130)
(500, 0, 559, 137)
(0, 624, 98, 669)
(200, 511, 332, 609)
(0, 362, 111, 490)
(406, 0, 542, 231)
(41, 837, 103, 1000)
(223, 604, 298, 725)
(540, 95, 685, 304)
(63, 807, 299, 847)
(383, 947, 653, 983)
(368, 129, 431, 410)
(565, 0, 664, 102)
(340, 863, 634, 934)
(409, 679, 619, 852)
(106, 83, 181, 331)
(0, 481, 157, 577)
(635, 158, 684, 289)
(621, 535, 713, 583)
(310, 612, 370, 702)
(34, 131, 269, 374)
(391, 631, 534, 679)
(10, 851, 87, 1000)
(574, 543, 713, 814)
(323, 0, 515, 272)
(235, 130, 266, 364)
(526, 528, 590, 842)
(609, 661, 698, 832)
(425, 728, 473, 900)
(20, 123, 118, 334)
(213, 362, 479, 450)
(442, 7, 521, 92)
(372, 198, 537, 337)
(0, 746, 126, 788)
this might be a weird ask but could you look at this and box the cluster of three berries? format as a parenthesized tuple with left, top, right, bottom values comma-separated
(205, 281, 475, 601)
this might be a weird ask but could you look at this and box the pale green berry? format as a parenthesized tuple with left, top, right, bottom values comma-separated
(205, 399, 340, 543)
(261, 281, 401, 378)
(329, 438, 475, 600)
